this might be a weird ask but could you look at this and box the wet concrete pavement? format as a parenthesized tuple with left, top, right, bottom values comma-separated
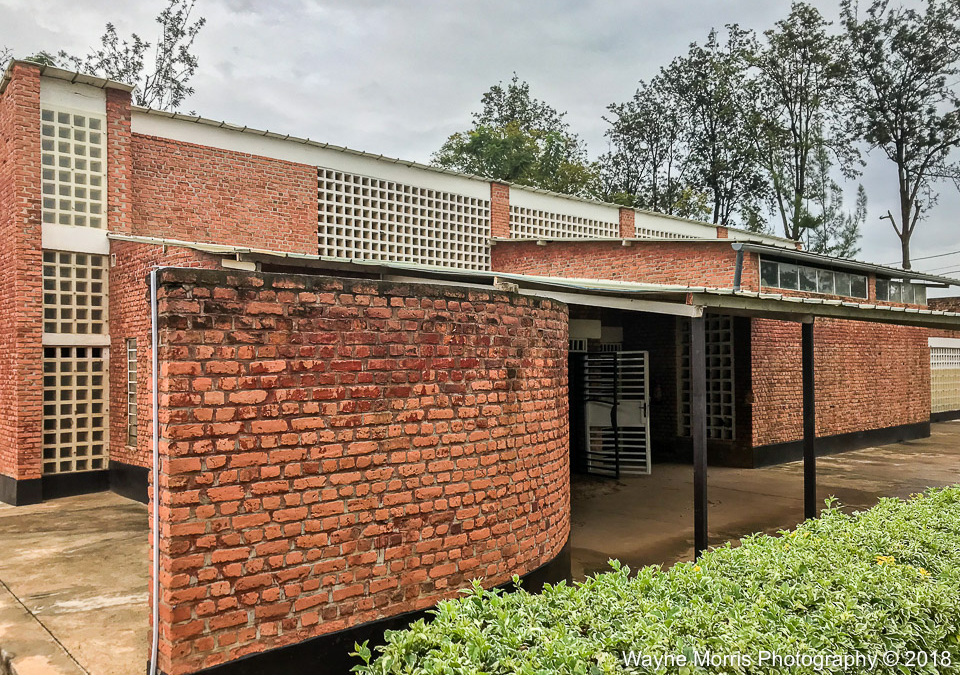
(0, 492, 148, 675)
(571, 421, 960, 579)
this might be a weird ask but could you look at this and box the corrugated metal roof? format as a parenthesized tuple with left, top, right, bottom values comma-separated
(108, 233, 960, 328)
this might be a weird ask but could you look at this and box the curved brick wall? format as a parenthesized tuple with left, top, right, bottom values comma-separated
(154, 268, 569, 674)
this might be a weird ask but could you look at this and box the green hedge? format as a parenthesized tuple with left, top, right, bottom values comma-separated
(354, 488, 960, 674)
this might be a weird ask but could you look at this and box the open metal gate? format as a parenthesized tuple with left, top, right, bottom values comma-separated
(581, 350, 651, 477)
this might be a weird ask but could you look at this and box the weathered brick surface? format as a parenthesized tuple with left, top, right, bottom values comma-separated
(0, 62, 43, 481)
(618, 208, 634, 239)
(491, 239, 757, 290)
(490, 182, 510, 238)
(153, 268, 570, 674)
(930, 297, 960, 313)
(106, 88, 133, 235)
(751, 318, 930, 446)
(108, 242, 222, 469)
(130, 134, 318, 253)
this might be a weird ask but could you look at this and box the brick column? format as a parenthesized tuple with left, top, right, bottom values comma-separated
(618, 207, 634, 239)
(490, 182, 510, 239)
(106, 87, 133, 235)
(0, 62, 44, 504)
(717, 226, 729, 239)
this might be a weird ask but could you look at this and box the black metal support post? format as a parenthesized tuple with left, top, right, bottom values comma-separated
(691, 315, 708, 557)
(612, 352, 621, 479)
(802, 320, 817, 520)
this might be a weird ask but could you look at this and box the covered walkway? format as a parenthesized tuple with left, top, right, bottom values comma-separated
(571, 420, 960, 579)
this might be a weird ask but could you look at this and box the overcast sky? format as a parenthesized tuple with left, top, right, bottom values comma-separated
(3, 0, 958, 287)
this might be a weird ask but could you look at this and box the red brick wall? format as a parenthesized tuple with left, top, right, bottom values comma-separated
(106, 89, 133, 235)
(490, 182, 509, 238)
(930, 297, 960, 313)
(108, 241, 222, 469)
(0, 63, 43, 482)
(492, 239, 754, 289)
(618, 208, 634, 239)
(152, 268, 570, 674)
(751, 318, 930, 446)
(130, 134, 318, 254)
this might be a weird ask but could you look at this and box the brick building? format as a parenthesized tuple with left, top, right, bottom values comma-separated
(3, 60, 960, 673)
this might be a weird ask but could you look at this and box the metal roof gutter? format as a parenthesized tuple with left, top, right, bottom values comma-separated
(733, 242, 960, 286)
(1, 59, 135, 95)
(108, 233, 960, 329)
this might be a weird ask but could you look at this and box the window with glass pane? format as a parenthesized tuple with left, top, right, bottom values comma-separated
(876, 278, 889, 301)
(758, 258, 867, 298)
(902, 283, 915, 304)
(851, 275, 867, 298)
(760, 260, 779, 287)
(779, 263, 800, 290)
(799, 267, 817, 292)
(834, 273, 852, 296)
(817, 270, 835, 294)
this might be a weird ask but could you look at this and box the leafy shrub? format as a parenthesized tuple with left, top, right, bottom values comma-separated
(354, 488, 960, 674)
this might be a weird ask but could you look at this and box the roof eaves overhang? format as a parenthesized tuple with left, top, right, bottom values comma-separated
(685, 289, 960, 330)
(1, 59, 135, 95)
(734, 242, 960, 287)
(108, 233, 960, 329)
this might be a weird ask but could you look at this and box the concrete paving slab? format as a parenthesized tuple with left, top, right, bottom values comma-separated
(0, 582, 85, 675)
(0, 493, 149, 675)
(571, 421, 960, 579)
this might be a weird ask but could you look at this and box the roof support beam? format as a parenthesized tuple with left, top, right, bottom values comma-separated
(516, 288, 704, 318)
(691, 315, 709, 557)
(691, 293, 960, 330)
(802, 321, 817, 521)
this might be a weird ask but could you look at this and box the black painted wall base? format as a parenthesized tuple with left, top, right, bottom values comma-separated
(0, 474, 42, 506)
(753, 420, 931, 467)
(932, 410, 960, 423)
(42, 470, 109, 500)
(109, 461, 149, 504)
(171, 539, 572, 675)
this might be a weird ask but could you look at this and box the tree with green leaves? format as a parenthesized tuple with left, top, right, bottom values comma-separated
(433, 75, 596, 196)
(803, 143, 865, 257)
(752, 2, 858, 244)
(598, 77, 710, 220)
(663, 26, 768, 227)
(841, 0, 960, 269)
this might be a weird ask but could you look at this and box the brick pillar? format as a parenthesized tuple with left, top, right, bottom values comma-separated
(106, 87, 133, 235)
(717, 226, 729, 239)
(490, 182, 510, 239)
(618, 207, 635, 239)
(0, 62, 44, 504)
(106, 85, 135, 490)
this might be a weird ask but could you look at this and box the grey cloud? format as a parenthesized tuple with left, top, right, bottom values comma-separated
(2, 0, 958, 285)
